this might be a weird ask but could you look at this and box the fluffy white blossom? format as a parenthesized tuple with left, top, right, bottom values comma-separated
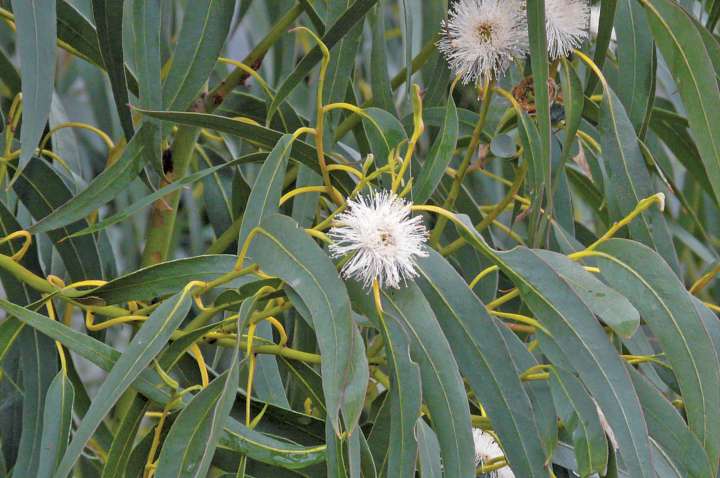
(328, 190, 428, 289)
(472, 429, 515, 477)
(437, 0, 529, 84)
(545, 0, 590, 59)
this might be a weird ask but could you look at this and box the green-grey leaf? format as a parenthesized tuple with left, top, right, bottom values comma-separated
(13, 327, 58, 477)
(92, 0, 134, 138)
(585, 0, 618, 95)
(12, 159, 104, 280)
(237, 134, 292, 245)
(415, 250, 549, 477)
(90, 254, 236, 304)
(62, 153, 263, 240)
(36, 372, 74, 478)
(136, 108, 354, 193)
(630, 367, 713, 478)
(643, 0, 720, 207)
(130, 0, 161, 112)
(456, 221, 654, 478)
(549, 367, 608, 477)
(348, 280, 421, 476)
(101, 395, 148, 478)
(495, 248, 653, 478)
(533, 250, 640, 338)
(10, 0, 56, 181)
(267, 0, 379, 121)
(53, 289, 193, 477)
(0, 299, 327, 471)
(381, 284, 475, 478)
(156, 361, 240, 477)
(56, 0, 139, 94)
(413, 96, 458, 204)
(598, 83, 679, 273)
(596, 239, 720, 467)
(250, 214, 367, 433)
(29, 124, 155, 233)
(614, 0, 655, 134)
(162, 0, 234, 112)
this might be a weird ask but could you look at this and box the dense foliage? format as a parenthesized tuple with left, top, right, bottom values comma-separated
(1, 0, 720, 477)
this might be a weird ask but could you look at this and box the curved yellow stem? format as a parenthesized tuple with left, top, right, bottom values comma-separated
(279, 185, 343, 207)
(327, 164, 364, 179)
(392, 84, 424, 192)
(469, 265, 499, 290)
(690, 263, 720, 295)
(39, 122, 115, 153)
(569, 193, 665, 258)
(304, 228, 331, 244)
(0, 230, 32, 261)
(188, 343, 209, 388)
(219, 57, 273, 100)
(85, 310, 147, 331)
(489, 310, 549, 336)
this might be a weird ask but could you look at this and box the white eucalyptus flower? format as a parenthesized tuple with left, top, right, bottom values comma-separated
(328, 190, 428, 289)
(545, 0, 590, 59)
(437, 0, 529, 84)
(472, 429, 515, 477)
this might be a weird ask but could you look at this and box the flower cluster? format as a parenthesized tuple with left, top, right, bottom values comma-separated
(438, 0, 590, 84)
(329, 190, 428, 289)
(437, 0, 528, 85)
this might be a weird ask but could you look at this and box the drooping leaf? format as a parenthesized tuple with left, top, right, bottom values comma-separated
(162, 0, 235, 112)
(348, 281, 421, 477)
(597, 83, 679, 273)
(100, 395, 148, 478)
(413, 96, 458, 204)
(13, 327, 58, 477)
(526, 0, 551, 210)
(129, 0, 162, 172)
(155, 358, 240, 478)
(368, 1, 394, 113)
(586, 0, 618, 95)
(10, 0, 56, 181)
(380, 284, 476, 478)
(61, 153, 263, 240)
(643, 0, 720, 207)
(249, 214, 368, 433)
(90, 254, 237, 304)
(36, 372, 74, 478)
(614, 0, 655, 134)
(92, 0, 134, 139)
(29, 124, 156, 233)
(496, 248, 653, 478)
(630, 368, 713, 478)
(533, 250, 640, 338)
(0, 298, 328, 471)
(53, 288, 193, 477)
(136, 108, 355, 193)
(549, 367, 608, 477)
(457, 219, 654, 478)
(12, 159, 105, 280)
(237, 134, 292, 245)
(415, 250, 549, 477)
(596, 239, 720, 468)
